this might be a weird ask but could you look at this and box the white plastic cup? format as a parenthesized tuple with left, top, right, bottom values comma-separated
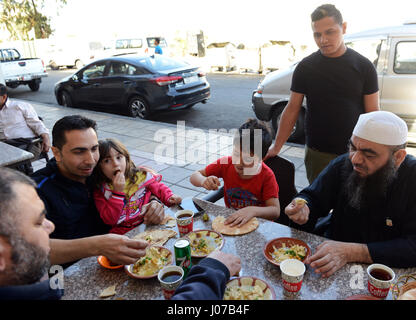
(280, 259, 306, 297)
(367, 263, 395, 299)
(157, 265, 184, 300)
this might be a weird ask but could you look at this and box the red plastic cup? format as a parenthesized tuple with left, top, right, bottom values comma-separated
(175, 210, 194, 237)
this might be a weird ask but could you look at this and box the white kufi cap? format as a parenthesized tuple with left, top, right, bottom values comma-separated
(352, 111, 408, 145)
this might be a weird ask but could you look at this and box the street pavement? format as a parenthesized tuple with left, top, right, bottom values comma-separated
(29, 100, 310, 206)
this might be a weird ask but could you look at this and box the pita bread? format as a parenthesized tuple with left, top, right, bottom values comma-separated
(99, 285, 116, 298)
(212, 216, 259, 236)
(161, 215, 176, 228)
(133, 229, 177, 246)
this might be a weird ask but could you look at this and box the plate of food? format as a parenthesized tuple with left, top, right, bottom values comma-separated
(97, 255, 123, 270)
(224, 276, 276, 300)
(124, 246, 173, 279)
(186, 229, 225, 258)
(263, 237, 311, 267)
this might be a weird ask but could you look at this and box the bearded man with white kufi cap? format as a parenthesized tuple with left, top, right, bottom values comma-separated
(284, 111, 416, 277)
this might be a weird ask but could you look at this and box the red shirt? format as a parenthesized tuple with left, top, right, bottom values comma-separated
(205, 156, 279, 209)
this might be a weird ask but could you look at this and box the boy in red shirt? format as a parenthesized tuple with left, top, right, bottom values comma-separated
(190, 119, 280, 227)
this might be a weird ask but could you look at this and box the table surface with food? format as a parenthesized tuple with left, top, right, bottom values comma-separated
(62, 198, 416, 300)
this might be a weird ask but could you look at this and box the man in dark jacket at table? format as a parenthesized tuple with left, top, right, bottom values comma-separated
(285, 111, 416, 277)
(0, 168, 62, 300)
(31, 115, 159, 267)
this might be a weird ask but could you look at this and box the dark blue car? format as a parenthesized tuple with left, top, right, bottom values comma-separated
(54, 54, 210, 119)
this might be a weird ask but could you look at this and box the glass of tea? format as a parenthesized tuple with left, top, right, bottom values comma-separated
(157, 265, 184, 299)
(366, 263, 396, 299)
(175, 210, 194, 237)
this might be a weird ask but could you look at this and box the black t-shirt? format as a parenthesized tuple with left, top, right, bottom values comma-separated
(291, 48, 379, 155)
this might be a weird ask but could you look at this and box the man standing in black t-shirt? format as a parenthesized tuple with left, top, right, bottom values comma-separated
(266, 4, 379, 184)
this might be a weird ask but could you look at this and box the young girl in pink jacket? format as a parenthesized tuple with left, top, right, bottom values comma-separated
(92, 138, 182, 234)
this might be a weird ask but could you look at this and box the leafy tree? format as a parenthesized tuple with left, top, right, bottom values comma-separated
(0, 0, 66, 40)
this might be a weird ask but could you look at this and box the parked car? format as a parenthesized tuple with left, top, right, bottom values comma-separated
(47, 40, 105, 70)
(205, 42, 237, 72)
(54, 55, 210, 119)
(252, 22, 416, 144)
(0, 48, 47, 91)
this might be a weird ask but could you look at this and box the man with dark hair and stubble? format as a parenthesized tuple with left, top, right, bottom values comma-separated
(31, 115, 160, 268)
(266, 3, 380, 184)
(0, 168, 61, 300)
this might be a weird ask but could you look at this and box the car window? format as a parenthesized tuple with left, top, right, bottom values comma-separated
(394, 41, 416, 74)
(141, 56, 188, 71)
(147, 37, 167, 48)
(108, 62, 145, 75)
(109, 62, 128, 76)
(81, 63, 106, 80)
(346, 38, 383, 67)
(116, 40, 129, 49)
(129, 39, 143, 48)
(0, 49, 20, 61)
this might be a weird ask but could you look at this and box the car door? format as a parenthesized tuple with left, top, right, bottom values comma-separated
(75, 61, 108, 105)
(381, 38, 416, 137)
(98, 61, 130, 106)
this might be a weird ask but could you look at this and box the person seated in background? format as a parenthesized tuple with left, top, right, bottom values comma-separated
(31, 115, 154, 267)
(0, 83, 51, 172)
(190, 119, 280, 227)
(285, 111, 416, 277)
(172, 250, 241, 300)
(92, 138, 182, 235)
(0, 168, 61, 300)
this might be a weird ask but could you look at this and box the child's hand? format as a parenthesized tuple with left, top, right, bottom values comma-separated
(202, 176, 221, 190)
(224, 207, 255, 228)
(168, 194, 182, 205)
(112, 171, 126, 193)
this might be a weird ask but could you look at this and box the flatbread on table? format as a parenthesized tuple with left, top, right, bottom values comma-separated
(133, 229, 177, 246)
(99, 285, 116, 298)
(161, 215, 176, 228)
(212, 216, 259, 236)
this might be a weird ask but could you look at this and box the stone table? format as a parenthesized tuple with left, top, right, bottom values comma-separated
(0, 141, 34, 168)
(62, 198, 415, 300)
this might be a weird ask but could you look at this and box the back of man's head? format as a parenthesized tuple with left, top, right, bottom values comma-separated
(0, 168, 36, 239)
(52, 115, 97, 150)
(311, 3, 343, 25)
(235, 118, 272, 159)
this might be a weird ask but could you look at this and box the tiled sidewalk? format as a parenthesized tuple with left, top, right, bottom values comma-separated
(29, 101, 310, 204)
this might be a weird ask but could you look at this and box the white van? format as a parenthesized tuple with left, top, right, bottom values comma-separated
(252, 22, 416, 144)
(47, 40, 104, 70)
(104, 37, 169, 57)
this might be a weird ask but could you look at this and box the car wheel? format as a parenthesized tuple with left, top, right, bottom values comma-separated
(272, 105, 305, 144)
(75, 60, 84, 69)
(28, 80, 40, 91)
(49, 61, 59, 70)
(128, 96, 150, 119)
(60, 90, 73, 107)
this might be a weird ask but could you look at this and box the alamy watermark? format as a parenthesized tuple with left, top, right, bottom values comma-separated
(153, 121, 264, 175)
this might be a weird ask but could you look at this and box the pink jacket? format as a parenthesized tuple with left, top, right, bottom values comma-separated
(93, 170, 173, 234)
